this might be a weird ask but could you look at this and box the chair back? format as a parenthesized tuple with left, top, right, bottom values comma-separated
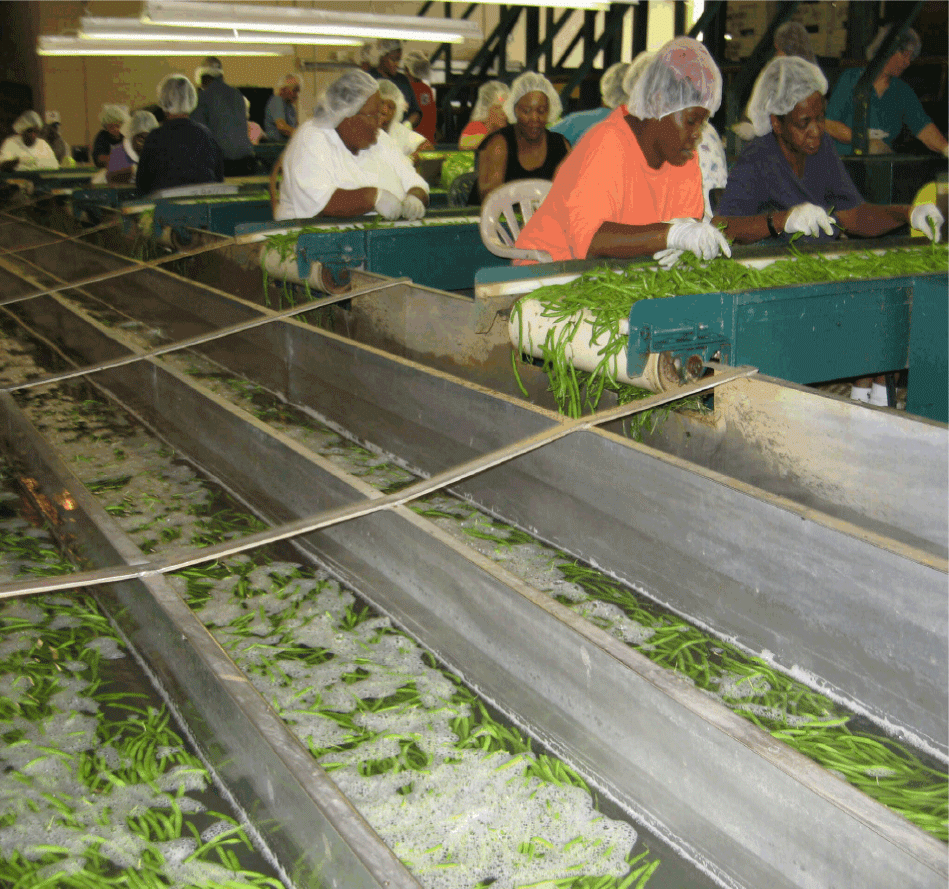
(479, 178, 552, 262)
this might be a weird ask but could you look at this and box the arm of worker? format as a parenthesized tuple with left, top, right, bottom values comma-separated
(916, 122, 949, 157)
(476, 132, 508, 203)
(713, 212, 790, 244)
(835, 203, 916, 238)
(274, 118, 295, 139)
(320, 186, 380, 217)
(586, 222, 670, 258)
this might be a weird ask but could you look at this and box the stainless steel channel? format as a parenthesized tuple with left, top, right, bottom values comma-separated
(0, 255, 945, 887)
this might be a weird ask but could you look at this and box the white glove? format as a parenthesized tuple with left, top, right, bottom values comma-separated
(652, 248, 683, 270)
(785, 203, 836, 238)
(373, 188, 402, 221)
(400, 194, 425, 221)
(910, 202, 944, 242)
(868, 128, 889, 141)
(664, 218, 732, 262)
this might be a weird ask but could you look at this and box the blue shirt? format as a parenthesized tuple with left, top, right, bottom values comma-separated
(264, 94, 298, 143)
(717, 131, 864, 242)
(550, 107, 611, 146)
(826, 67, 933, 155)
(191, 77, 253, 161)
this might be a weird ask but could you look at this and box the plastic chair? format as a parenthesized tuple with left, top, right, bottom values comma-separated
(479, 178, 552, 262)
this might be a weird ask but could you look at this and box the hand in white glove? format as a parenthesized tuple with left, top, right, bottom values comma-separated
(868, 128, 889, 141)
(373, 188, 402, 221)
(400, 194, 426, 221)
(784, 203, 836, 238)
(910, 202, 944, 243)
(652, 247, 683, 270)
(664, 218, 732, 262)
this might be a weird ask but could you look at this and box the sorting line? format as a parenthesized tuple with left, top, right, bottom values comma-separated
(0, 363, 759, 599)
(0, 217, 122, 257)
(0, 276, 407, 392)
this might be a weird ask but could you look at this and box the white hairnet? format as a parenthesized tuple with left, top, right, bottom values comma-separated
(866, 24, 921, 62)
(13, 110, 42, 134)
(376, 39, 402, 57)
(747, 55, 827, 137)
(157, 74, 198, 115)
(195, 55, 224, 83)
(122, 110, 159, 139)
(503, 72, 562, 124)
(404, 50, 431, 81)
(627, 37, 721, 120)
(312, 69, 379, 129)
(471, 81, 508, 121)
(99, 104, 130, 127)
(600, 62, 632, 109)
(774, 21, 817, 64)
(377, 79, 407, 127)
(622, 51, 656, 102)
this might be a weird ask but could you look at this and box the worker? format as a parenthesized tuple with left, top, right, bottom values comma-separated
(275, 69, 429, 222)
(41, 112, 70, 164)
(264, 75, 300, 144)
(378, 80, 433, 161)
(717, 55, 943, 407)
(825, 25, 948, 157)
(550, 62, 631, 147)
(245, 97, 264, 146)
(191, 56, 256, 177)
(513, 37, 729, 265)
(0, 110, 59, 171)
(92, 105, 129, 168)
(371, 40, 422, 130)
(135, 75, 224, 195)
(100, 110, 159, 185)
(470, 71, 570, 205)
(404, 50, 437, 144)
(773, 21, 818, 64)
(458, 81, 509, 150)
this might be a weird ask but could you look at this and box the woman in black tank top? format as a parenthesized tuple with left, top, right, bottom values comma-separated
(469, 72, 570, 205)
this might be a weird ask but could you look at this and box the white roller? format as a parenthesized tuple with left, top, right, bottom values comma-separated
(261, 245, 350, 295)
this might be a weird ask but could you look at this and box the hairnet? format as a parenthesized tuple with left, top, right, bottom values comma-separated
(312, 69, 379, 129)
(195, 55, 224, 83)
(99, 104, 130, 127)
(274, 73, 299, 94)
(377, 79, 407, 126)
(157, 74, 198, 115)
(503, 72, 562, 124)
(404, 50, 431, 81)
(600, 62, 632, 109)
(774, 22, 817, 64)
(13, 110, 42, 134)
(122, 110, 159, 139)
(470, 81, 508, 121)
(746, 56, 827, 137)
(866, 24, 921, 62)
(627, 37, 721, 120)
(376, 39, 402, 57)
(621, 51, 656, 102)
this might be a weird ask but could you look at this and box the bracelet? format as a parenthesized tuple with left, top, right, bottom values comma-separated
(766, 211, 780, 239)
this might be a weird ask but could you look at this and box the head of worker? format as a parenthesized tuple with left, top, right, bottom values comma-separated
(773, 21, 817, 65)
(157, 74, 199, 120)
(748, 56, 828, 162)
(377, 79, 407, 133)
(194, 56, 224, 89)
(404, 50, 431, 83)
(13, 110, 43, 147)
(312, 69, 382, 155)
(599, 62, 632, 110)
(627, 37, 722, 168)
(866, 25, 922, 79)
(471, 81, 509, 132)
(276, 74, 301, 104)
(503, 72, 562, 146)
(123, 110, 160, 157)
(100, 104, 130, 141)
(376, 39, 403, 78)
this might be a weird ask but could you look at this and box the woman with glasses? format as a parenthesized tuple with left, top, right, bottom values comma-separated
(275, 69, 429, 222)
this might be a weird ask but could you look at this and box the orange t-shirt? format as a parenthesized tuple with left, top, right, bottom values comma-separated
(515, 106, 703, 262)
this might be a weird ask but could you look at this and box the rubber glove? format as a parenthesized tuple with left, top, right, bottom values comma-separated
(868, 128, 889, 142)
(910, 203, 944, 243)
(400, 194, 426, 221)
(784, 203, 836, 238)
(664, 218, 732, 262)
(652, 248, 683, 271)
(373, 188, 402, 221)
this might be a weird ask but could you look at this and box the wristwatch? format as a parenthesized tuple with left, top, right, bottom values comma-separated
(766, 210, 780, 239)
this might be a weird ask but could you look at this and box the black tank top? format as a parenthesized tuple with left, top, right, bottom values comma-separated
(468, 124, 570, 204)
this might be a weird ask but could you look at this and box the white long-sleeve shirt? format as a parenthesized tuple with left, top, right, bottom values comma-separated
(0, 135, 59, 170)
(275, 122, 427, 221)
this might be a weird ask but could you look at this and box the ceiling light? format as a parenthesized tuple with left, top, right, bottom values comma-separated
(80, 17, 362, 47)
(38, 36, 292, 56)
(144, 0, 482, 44)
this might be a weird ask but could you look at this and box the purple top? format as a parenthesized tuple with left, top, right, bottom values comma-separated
(107, 142, 134, 172)
(717, 131, 864, 242)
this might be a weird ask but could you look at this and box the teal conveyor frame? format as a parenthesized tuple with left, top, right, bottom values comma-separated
(2, 167, 97, 193)
(153, 192, 273, 242)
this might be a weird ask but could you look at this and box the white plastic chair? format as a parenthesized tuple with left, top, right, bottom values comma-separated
(479, 178, 552, 262)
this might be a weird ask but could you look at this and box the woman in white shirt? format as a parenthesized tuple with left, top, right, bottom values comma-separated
(0, 111, 59, 171)
(276, 70, 430, 222)
(377, 79, 433, 163)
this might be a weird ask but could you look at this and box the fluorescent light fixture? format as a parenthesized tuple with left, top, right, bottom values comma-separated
(144, 1, 482, 44)
(328, 0, 613, 8)
(80, 17, 362, 47)
(38, 36, 292, 56)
